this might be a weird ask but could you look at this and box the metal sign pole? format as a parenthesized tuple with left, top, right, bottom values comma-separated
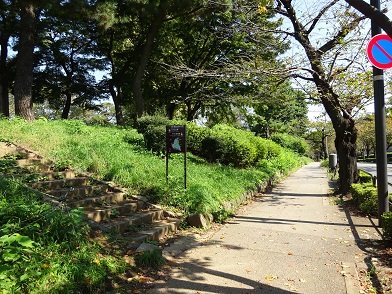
(370, 0, 389, 226)
(184, 126, 187, 189)
(166, 125, 187, 189)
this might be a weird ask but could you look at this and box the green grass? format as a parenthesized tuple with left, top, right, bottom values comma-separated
(0, 118, 310, 218)
(0, 118, 311, 293)
(0, 177, 127, 293)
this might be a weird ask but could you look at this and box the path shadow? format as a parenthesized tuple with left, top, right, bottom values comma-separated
(341, 204, 392, 292)
(151, 253, 298, 294)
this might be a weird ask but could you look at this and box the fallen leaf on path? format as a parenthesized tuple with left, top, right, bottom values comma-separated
(265, 276, 278, 281)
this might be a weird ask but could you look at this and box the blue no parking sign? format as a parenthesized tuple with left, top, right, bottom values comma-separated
(367, 34, 392, 69)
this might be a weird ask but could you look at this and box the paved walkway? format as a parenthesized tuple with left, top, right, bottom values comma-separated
(149, 162, 383, 293)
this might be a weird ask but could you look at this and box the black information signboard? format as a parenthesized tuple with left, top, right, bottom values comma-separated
(166, 125, 186, 154)
(166, 125, 187, 189)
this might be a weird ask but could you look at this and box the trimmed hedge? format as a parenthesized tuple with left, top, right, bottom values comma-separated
(350, 182, 378, 216)
(350, 179, 392, 239)
(136, 116, 295, 168)
(270, 133, 308, 155)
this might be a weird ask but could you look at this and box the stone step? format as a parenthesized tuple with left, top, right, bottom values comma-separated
(30, 177, 89, 190)
(126, 218, 181, 247)
(16, 158, 46, 166)
(83, 199, 147, 222)
(102, 209, 165, 232)
(26, 164, 52, 172)
(67, 192, 131, 208)
(9, 170, 76, 182)
(47, 184, 109, 200)
(0, 141, 183, 246)
(0, 143, 41, 159)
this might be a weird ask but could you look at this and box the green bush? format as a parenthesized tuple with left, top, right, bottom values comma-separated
(186, 122, 211, 156)
(143, 124, 166, 155)
(135, 117, 286, 167)
(270, 133, 308, 155)
(350, 183, 378, 215)
(201, 136, 227, 163)
(135, 115, 170, 134)
(358, 170, 373, 184)
(210, 125, 259, 167)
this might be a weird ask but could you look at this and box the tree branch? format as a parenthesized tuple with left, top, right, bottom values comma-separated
(306, 0, 339, 35)
(345, 0, 392, 38)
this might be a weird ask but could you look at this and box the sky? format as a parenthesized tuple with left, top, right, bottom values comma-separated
(283, 0, 392, 121)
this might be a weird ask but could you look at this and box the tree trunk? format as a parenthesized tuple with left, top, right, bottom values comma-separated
(278, 0, 360, 194)
(132, 0, 167, 118)
(0, 28, 10, 117)
(109, 79, 125, 126)
(61, 90, 72, 119)
(334, 116, 359, 194)
(14, 0, 35, 121)
(186, 100, 201, 121)
(167, 102, 176, 120)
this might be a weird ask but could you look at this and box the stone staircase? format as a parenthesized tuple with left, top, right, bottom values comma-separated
(0, 142, 181, 248)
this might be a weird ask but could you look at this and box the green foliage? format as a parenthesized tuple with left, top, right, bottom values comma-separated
(350, 183, 378, 216)
(134, 250, 166, 269)
(143, 124, 167, 155)
(185, 122, 212, 156)
(203, 124, 284, 167)
(0, 233, 37, 292)
(358, 170, 373, 184)
(0, 177, 127, 293)
(248, 81, 308, 137)
(135, 115, 171, 135)
(270, 133, 309, 155)
(381, 212, 392, 240)
(135, 116, 285, 168)
(0, 118, 310, 236)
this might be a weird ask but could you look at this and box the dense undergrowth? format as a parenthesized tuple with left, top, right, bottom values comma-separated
(0, 177, 127, 293)
(0, 117, 311, 293)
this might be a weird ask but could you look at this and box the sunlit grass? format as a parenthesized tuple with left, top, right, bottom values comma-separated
(0, 118, 310, 218)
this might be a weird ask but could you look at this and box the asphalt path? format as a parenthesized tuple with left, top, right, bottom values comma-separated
(149, 162, 382, 294)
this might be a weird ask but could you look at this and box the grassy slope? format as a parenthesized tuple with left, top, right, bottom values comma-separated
(0, 118, 310, 216)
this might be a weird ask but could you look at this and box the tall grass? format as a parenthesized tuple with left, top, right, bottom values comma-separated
(0, 177, 127, 293)
(0, 118, 310, 217)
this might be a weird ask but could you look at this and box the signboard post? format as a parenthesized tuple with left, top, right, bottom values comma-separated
(166, 125, 187, 189)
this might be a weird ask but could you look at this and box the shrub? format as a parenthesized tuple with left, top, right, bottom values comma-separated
(135, 115, 170, 134)
(358, 170, 373, 184)
(201, 136, 227, 163)
(270, 133, 308, 155)
(210, 124, 259, 167)
(350, 183, 378, 215)
(134, 250, 166, 269)
(261, 138, 282, 159)
(143, 124, 166, 155)
(185, 122, 211, 156)
(382, 212, 392, 240)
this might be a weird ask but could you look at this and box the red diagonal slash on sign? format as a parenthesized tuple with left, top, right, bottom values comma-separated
(367, 34, 392, 69)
